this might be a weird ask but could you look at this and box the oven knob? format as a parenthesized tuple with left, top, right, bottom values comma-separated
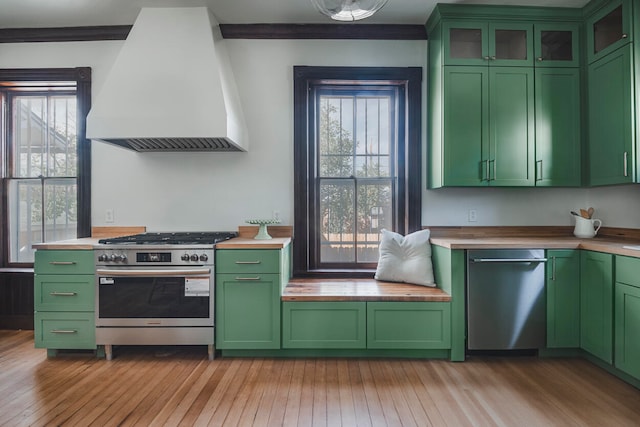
(181, 253, 190, 261)
(190, 254, 199, 261)
(98, 254, 108, 262)
(199, 253, 208, 262)
(117, 254, 127, 263)
(109, 254, 117, 262)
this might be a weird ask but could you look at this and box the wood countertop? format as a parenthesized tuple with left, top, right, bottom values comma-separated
(430, 236, 640, 258)
(32, 238, 102, 250)
(215, 237, 292, 249)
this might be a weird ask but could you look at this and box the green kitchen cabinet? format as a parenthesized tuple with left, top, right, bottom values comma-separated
(534, 68, 581, 186)
(282, 302, 367, 349)
(367, 302, 451, 349)
(534, 22, 580, 67)
(588, 44, 634, 186)
(33, 249, 96, 353)
(614, 256, 640, 380)
(443, 20, 533, 66)
(585, 0, 633, 64)
(580, 251, 614, 364)
(546, 250, 580, 348)
(437, 66, 534, 187)
(216, 247, 290, 350)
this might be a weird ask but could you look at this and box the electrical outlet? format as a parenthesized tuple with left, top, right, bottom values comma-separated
(273, 210, 280, 221)
(468, 209, 477, 223)
(105, 208, 115, 223)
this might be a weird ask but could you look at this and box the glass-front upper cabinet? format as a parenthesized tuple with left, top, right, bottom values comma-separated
(586, 0, 632, 64)
(443, 21, 533, 66)
(534, 23, 580, 67)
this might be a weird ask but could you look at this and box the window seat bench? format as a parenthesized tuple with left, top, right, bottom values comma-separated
(282, 278, 451, 302)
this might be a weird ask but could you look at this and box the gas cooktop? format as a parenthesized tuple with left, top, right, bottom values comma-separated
(98, 231, 237, 246)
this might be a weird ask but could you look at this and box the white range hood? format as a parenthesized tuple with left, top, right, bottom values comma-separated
(87, 7, 248, 152)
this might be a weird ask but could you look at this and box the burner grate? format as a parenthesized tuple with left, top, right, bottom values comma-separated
(98, 231, 237, 245)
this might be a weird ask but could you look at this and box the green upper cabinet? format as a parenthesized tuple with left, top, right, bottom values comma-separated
(535, 68, 582, 186)
(427, 4, 583, 189)
(580, 251, 614, 364)
(587, 44, 634, 186)
(534, 23, 580, 67)
(489, 67, 536, 186)
(546, 250, 581, 348)
(442, 66, 489, 186)
(443, 21, 533, 66)
(585, 0, 633, 64)
(439, 66, 534, 186)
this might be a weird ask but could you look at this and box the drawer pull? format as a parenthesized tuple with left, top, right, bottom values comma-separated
(49, 261, 76, 265)
(49, 292, 77, 297)
(235, 261, 262, 264)
(50, 329, 78, 334)
(235, 276, 261, 281)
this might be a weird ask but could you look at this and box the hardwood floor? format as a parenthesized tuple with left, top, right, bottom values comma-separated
(1, 330, 639, 426)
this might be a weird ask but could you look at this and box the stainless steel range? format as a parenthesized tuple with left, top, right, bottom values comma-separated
(94, 232, 237, 360)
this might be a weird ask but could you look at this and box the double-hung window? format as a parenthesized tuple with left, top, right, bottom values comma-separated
(0, 68, 91, 266)
(293, 67, 422, 276)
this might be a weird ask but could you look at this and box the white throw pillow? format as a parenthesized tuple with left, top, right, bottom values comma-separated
(374, 228, 435, 287)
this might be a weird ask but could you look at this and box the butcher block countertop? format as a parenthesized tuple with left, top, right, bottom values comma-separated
(429, 226, 640, 258)
(32, 238, 101, 250)
(216, 237, 292, 249)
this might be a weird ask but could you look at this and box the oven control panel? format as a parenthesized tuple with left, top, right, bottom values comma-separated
(95, 248, 215, 266)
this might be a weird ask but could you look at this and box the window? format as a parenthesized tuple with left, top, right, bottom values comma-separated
(293, 67, 422, 276)
(1, 68, 91, 266)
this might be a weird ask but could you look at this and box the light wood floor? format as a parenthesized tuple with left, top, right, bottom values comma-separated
(2, 330, 640, 427)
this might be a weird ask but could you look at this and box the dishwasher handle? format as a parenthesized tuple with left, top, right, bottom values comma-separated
(471, 258, 548, 263)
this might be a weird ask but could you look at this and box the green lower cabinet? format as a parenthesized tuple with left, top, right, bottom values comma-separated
(614, 283, 640, 380)
(34, 311, 96, 350)
(580, 251, 614, 363)
(546, 250, 580, 348)
(367, 302, 451, 349)
(282, 302, 366, 349)
(34, 274, 95, 311)
(216, 273, 281, 349)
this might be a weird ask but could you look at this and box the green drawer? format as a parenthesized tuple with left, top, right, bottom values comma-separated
(34, 311, 96, 350)
(216, 249, 280, 274)
(367, 302, 451, 349)
(35, 250, 95, 275)
(282, 302, 366, 349)
(35, 274, 95, 311)
(616, 255, 640, 288)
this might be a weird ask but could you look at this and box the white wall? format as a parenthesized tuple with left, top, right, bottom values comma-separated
(3, 38, 640, 231)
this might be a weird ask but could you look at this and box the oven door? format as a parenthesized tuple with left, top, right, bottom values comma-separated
(95, 267, 213, 327)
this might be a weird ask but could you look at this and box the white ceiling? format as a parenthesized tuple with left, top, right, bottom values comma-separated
(0, 0, 590, 28)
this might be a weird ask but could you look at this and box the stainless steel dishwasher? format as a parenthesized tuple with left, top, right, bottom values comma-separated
(467, 249, 547, 351)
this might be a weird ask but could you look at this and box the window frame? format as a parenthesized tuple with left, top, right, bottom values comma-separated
(293, 66, 422, 277)
(0, 68, 91, 268)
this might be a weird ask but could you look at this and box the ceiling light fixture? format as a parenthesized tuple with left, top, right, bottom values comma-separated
(310, 0, 389, 22)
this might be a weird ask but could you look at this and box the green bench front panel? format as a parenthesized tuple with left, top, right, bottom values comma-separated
(367, 302, 451, 349)
(282, 302, 367, 349)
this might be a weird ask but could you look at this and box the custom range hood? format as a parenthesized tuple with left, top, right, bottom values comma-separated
(87, 7, 248, 152)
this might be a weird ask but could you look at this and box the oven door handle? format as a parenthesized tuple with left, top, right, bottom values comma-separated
(96, 268, 211, 276)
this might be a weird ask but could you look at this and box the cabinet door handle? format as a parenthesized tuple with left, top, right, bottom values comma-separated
(490, 56, 496, 60)
(489, 160, 496, 181)
(551, 256, 556, 281)
(624, 152, 628, 177)
(49, 261, 76, 265)
(622, 33, 628, 39)
(50, 329, 78, 334)
(481, 160, 489, 181)
(49, 292, 77, 296)
(483, 56, 490, 60)
(235, 261, 261, 264)
(235, 276, 261, 281)
(536, 160, 543, 181)
(537, 57, 543, 62)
